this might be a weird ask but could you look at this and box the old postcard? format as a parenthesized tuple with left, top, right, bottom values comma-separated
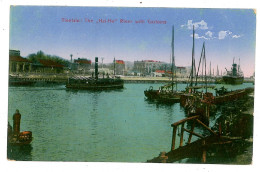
(6, 4, 256, 166)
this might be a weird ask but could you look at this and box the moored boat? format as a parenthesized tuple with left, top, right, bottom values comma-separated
(222, 59, 244, 85)
(66, 57, 124, 90)
(144, 26, 184, 103)
(8, 110, 33, 146)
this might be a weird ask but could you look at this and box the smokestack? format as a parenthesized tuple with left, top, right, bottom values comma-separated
(70, 54, 73, 63)
(95, 57, 98, 80)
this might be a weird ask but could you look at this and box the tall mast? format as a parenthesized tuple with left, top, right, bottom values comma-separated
(171, 25, 175, 92)
(190, 25, 195, 87)
(195, 42, 205, 86)
(114, 57, 116, 76)
(204, 44, 207, 93)
(210, 61, 211, 77)
(238, 58, 240, 72)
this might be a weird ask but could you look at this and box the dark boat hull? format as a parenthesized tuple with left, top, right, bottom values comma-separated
(8, 131, 33, 146)
(66, 83, 124, 90)
(222, 76, 244, 85)
(144, 90, 183, 103)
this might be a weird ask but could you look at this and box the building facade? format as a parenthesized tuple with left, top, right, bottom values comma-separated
(9, 50, 32, 73)
(133, 60, 166, 76)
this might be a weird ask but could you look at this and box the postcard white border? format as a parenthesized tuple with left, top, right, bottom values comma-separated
(0, 0, 259, 172)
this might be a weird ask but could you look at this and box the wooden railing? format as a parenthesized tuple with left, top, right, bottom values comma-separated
(171, 115, 217, 151)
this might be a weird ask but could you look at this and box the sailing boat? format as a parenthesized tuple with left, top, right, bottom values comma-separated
(180, 26, 215, 123)
(144, 25, 184, 103)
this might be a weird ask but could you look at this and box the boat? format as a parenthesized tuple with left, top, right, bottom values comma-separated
(8, 130, 33, 146)
(144, 25, 184, 103)
(144, 83, 183, 103)
(222, 58, 244, 85)
(66, 57, 124, 90)
(8, 110, 33, 146)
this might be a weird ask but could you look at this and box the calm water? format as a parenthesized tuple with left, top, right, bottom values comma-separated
(7, 83, 253, 162)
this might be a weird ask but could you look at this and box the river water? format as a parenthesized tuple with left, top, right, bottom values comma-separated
(7, 83, 253, 162)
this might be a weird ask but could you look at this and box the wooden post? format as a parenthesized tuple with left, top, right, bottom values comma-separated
(171, 126, 177, 151)
(202, 140, 206, 163)
(188, 120, 196, 144)
(179, 123, 185, 147)
(159, 152, 168, 163)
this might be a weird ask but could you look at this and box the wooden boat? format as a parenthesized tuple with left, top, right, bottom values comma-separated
(8, 131, 33, 146)
(144, 26, 184, 103)
(8, 122, 33, 146)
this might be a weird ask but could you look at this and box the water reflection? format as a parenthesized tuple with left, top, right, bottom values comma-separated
(7, 144, 33, 161)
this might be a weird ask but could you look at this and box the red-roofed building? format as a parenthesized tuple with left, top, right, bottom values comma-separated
(115, 60, 125, 75)
(72, 58, 92, 74)
(116, 60, 125, 65)
(155, 70, 165, 73)
(9, 50, 33, 73)
(133, 60, 165, 76)
(34, 59, 64, 73)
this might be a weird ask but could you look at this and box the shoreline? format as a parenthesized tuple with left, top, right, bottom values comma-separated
(9, 74, 254, 84)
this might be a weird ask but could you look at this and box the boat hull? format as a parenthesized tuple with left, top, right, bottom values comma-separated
(66, 83, 124, 90)
(144, 90, 183, 103)
(222, 76, 244, 85)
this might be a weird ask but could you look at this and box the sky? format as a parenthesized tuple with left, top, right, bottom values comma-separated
(9, 6, 256, 77)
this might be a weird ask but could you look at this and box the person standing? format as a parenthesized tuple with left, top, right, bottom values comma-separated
(13, 109, 21, 137)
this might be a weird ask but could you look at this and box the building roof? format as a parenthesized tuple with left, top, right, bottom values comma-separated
(9, 55, 31, 63)
(116, 60, 125, 64)
(74, 58, 92, 64)
(144, 60, 160, 62)
(155, 70, 165, 73)
(38, 59, 64, 68)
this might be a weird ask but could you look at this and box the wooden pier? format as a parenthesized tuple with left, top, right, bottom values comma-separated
(147, 116, 242, 163)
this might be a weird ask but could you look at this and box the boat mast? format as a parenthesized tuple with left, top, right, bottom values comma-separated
(210, 61, 211, 78)
(114, 57, 116, 77)
(190, 25, 195, 87)
(217, 65, 219, 76)
(171, 25, 175, 92)
(238, 58, 240, 72)
(195, 42, 205, 86)
(204, 43, 207, 93)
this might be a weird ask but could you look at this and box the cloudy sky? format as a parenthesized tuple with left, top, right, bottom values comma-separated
(10, 7, 256, 77)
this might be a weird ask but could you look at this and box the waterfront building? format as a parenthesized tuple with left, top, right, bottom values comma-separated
(9, 50, 32, 73)
(115, 60, 126, 75)
(71, 58, 92, 74)
(33, 59, 64, 73)
(133, 60, 166, 76)
(176, 66, 189, 78)
(151, 70, 166, 77)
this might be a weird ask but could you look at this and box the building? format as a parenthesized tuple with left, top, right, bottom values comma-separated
(133, 60, 165, 76)
(9, 50, 21, 56)
(71, 58, 92, 74)
(9, 50, 32, 73)
(33, 59, 64, 73)
(151, 70, 165, 77)
(176, 66, 189, 78)
(115, 60, 125, 75)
